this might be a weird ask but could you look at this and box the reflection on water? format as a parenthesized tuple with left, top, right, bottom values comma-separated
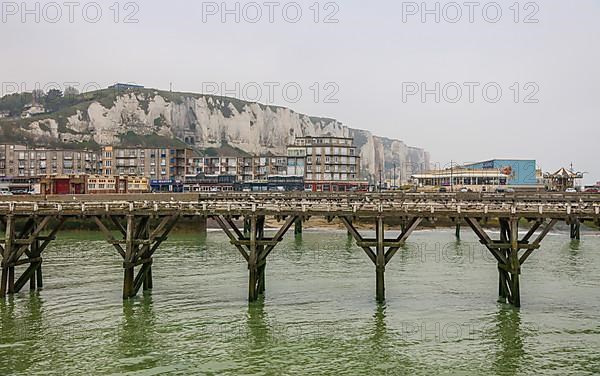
(371, 303, 387, 345)
(0, 293, 45, 375)
(119, 296, 157, 354)
(246, 299, 270, 348)
(491, 307, 525, 376)
(569, 240, 581, 252)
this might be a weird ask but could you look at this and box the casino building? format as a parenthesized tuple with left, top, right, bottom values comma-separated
(412, 159, 544, 192)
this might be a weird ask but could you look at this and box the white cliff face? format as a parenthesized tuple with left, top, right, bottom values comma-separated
(12, 91, 430, 179)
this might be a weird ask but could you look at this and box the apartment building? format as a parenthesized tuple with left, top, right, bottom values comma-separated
(237, 157, 254, 182)
(287, 145, 306, 176)
(0, 144, 99, 178)
(190, 155, 287, 182)
(101, 146, 194, 180)
(287, 136, 367, 192)
(253, 155, 287, 180)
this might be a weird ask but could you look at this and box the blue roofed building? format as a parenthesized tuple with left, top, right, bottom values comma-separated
(463, 159, 540, 187)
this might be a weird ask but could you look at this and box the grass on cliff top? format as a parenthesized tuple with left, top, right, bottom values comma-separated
(1, 87, 342, 125)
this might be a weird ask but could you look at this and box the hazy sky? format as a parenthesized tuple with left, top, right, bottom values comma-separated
(2, 0, 599, 183)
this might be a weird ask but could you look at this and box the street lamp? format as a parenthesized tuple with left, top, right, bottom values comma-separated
(450, 160, 454, 193)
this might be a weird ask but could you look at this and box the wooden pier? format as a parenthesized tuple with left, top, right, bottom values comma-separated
(1, 192, 599, 307)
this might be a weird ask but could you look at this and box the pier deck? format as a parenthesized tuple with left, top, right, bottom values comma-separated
(1, 192, 599, 307)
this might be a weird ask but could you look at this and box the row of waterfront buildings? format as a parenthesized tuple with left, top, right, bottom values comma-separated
(2, 138, 590, 195)
(0, 136, 368, 194)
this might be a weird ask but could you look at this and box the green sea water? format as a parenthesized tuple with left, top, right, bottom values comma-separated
(1, 227, 599, 375)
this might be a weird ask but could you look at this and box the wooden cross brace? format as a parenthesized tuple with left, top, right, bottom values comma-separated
(340, 216, 422, 266)
(465, 217, 558, 307)
(1, 215, 64, 295)
(93, 214, 179, 298)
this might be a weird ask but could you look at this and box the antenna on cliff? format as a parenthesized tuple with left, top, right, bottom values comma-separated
(170, 82, 173, 93)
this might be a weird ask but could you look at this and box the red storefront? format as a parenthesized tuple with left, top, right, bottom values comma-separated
(40, 176, 86, 195)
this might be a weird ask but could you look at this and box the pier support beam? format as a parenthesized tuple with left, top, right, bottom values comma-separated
(214, 214, 298, 302)
(198, 216, 208, 238)
(294, 217, 303, 236)
(375, 217, 385, 301)
(570, 219, 581, 240)
(341, 216, 422, 302)
(465, 217, 557, 308)
(243, 217, 251, 238)
(0, 215, 63, 297)
(94, 214, 179, 299)
(455, 222, 461, 240)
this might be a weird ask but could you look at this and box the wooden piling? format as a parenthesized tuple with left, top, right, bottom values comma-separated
(509, 218, 521, 308)
(375, 217, 385, 302)
(294, 217, 303, 236)
(248, 215, 259, 302)
(198, 216, 208, 238)
(499, 219, 511, 303)
(0, 215, 14, 297)
(123, 215, 135, 299)
(256, 216, 265, 296)
(29, 235, 39, 291)
(570, 219, 581, 240)
(244, 217, 251, 238)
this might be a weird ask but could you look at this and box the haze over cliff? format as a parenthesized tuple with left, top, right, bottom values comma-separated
(0, 88, 430, 182)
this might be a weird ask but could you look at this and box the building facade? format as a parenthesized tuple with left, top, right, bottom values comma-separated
(411, 168, 512, 192)
(2, 136, 370, 193)
(101, 146, 194, 181)
(0, 144, 99, 178)
(287, 136, 367, 192)
(412, 159, 544, 192)
(463, 159, 540, 187)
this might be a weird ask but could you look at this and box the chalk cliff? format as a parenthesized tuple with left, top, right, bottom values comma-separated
(0, 89, 430, 181)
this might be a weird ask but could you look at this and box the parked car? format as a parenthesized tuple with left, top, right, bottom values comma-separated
(11, 189, 32, 195)
(584, 187, 600, 193)
(0, 188, 13, 196)
(565, 188, 577, 193)
(495, 187, 515, 193)
(439, 187, 448, 193)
